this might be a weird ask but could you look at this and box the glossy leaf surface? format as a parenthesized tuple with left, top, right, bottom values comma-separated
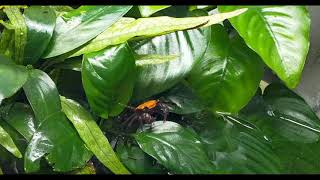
(23, 69, 92, 172)
(82, 43, 135, 118)
(187, 25, 263, 113)
(42, 6, 132, 58)
(61, 96, 130, 174)
(218, 6, 310, 88)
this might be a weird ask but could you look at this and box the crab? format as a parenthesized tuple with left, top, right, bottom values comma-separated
(120, 99, 169, 129)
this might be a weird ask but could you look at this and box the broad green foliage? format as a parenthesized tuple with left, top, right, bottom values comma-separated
(82, 43, 136, 118)
(0, 55, 28, 105)
(61, 96, 130, 174)
(23, 6, 56, 65)
(138, 6, 171, 17)
(187, 24, 263, 113)
(135, 121, 215, 174)
(23, 69, 92, 172)
(0, 5, 315, 174)
(42, 6, 132, 58)
(240, 84, 320, 173)
(68, 9, 246, 57)
(218, 6, 310, 88)
(191, 112, 282, 174)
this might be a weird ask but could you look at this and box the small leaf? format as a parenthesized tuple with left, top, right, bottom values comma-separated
(138, 6, 171, 17)
(134, 121, 215, 174)
(71, 162, 96, 174)
(116, 140, 165, 174)
(187, 24, 264, 113)
(23, 6, 56, 65)
(60, 96, 130, 174)
(218, 6, 310, 88)
(82, 43, 136, 118)
(42, 6, 132, 58)
(68, 9, 246, 57)
(0, 124, 22, 158)
(23, 69, 92, 172)
(0, 55, 28, 105)
(3, 6, 28, 64)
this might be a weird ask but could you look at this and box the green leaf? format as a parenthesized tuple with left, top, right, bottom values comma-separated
(60, 96, 130, 174)
(0, 55, 28, 105)
(0, 124, 22, 158)
(138, 6, 171, 17)
(218, 6, 310, 88)
(239, 83, 320, 173)
(3, 6, 28, 64)
(187, 24, 264, 113)
(134, 121, 215, 174)
(82, 43, 136, 119)
(191, 112, 282, 174)
(1, 103, 37, 141)
(42, 6, 132, 58)
(161, 82, 205, 114)
(68, 9, 247, 57)
(23, 6, 56, 65)
(116, 140, 165, 174)
(131, 28, 209, 100)
(0, 28, 15, 59)
(23, 69, 92, 172)
(0, 166, 2, 174)
(71, 162, 96, 174)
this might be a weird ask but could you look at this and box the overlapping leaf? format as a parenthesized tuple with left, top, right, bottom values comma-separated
(82, 43, 136, 118)
(61, 96, 130, 174)
(187, 24, 263, 113)
(23, 69, 92, 172)
(42, 6, 132, 58)
(218, 6, 310, 88)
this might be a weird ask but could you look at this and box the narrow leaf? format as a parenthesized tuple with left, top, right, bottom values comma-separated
(3, 6, 27, 64)
(60, 96, 130, 174)
(42, 6, 132, 58)
(68, 8, 247, 57)
(0, 124, 22, 158)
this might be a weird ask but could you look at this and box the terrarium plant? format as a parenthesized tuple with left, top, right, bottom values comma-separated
(0, 5, 316, 174)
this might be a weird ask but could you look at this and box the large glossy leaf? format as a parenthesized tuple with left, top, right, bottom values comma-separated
(1, 103, 37, 141)
(218, 6, 310, 88)
(134, 121, 215, 174)
(23, 69, 92, 172)
(0, 124, 22, 158)
(239, 83, 320, 173)
(23, 6, 56, 65)
(0, 55, 28, 105)
(82, 43, 136, 119)
(42, 6, 132, 58)
(190, 112, 282, 174)
(3, 6, 27, 64)
(187, 24, 264, 113)
(116, 140, 165, 174)
(68, 9, 246, 57)
(138, 6, 171, 17)
(130, 28, 209, 100)
(60, 96, 130, 174)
